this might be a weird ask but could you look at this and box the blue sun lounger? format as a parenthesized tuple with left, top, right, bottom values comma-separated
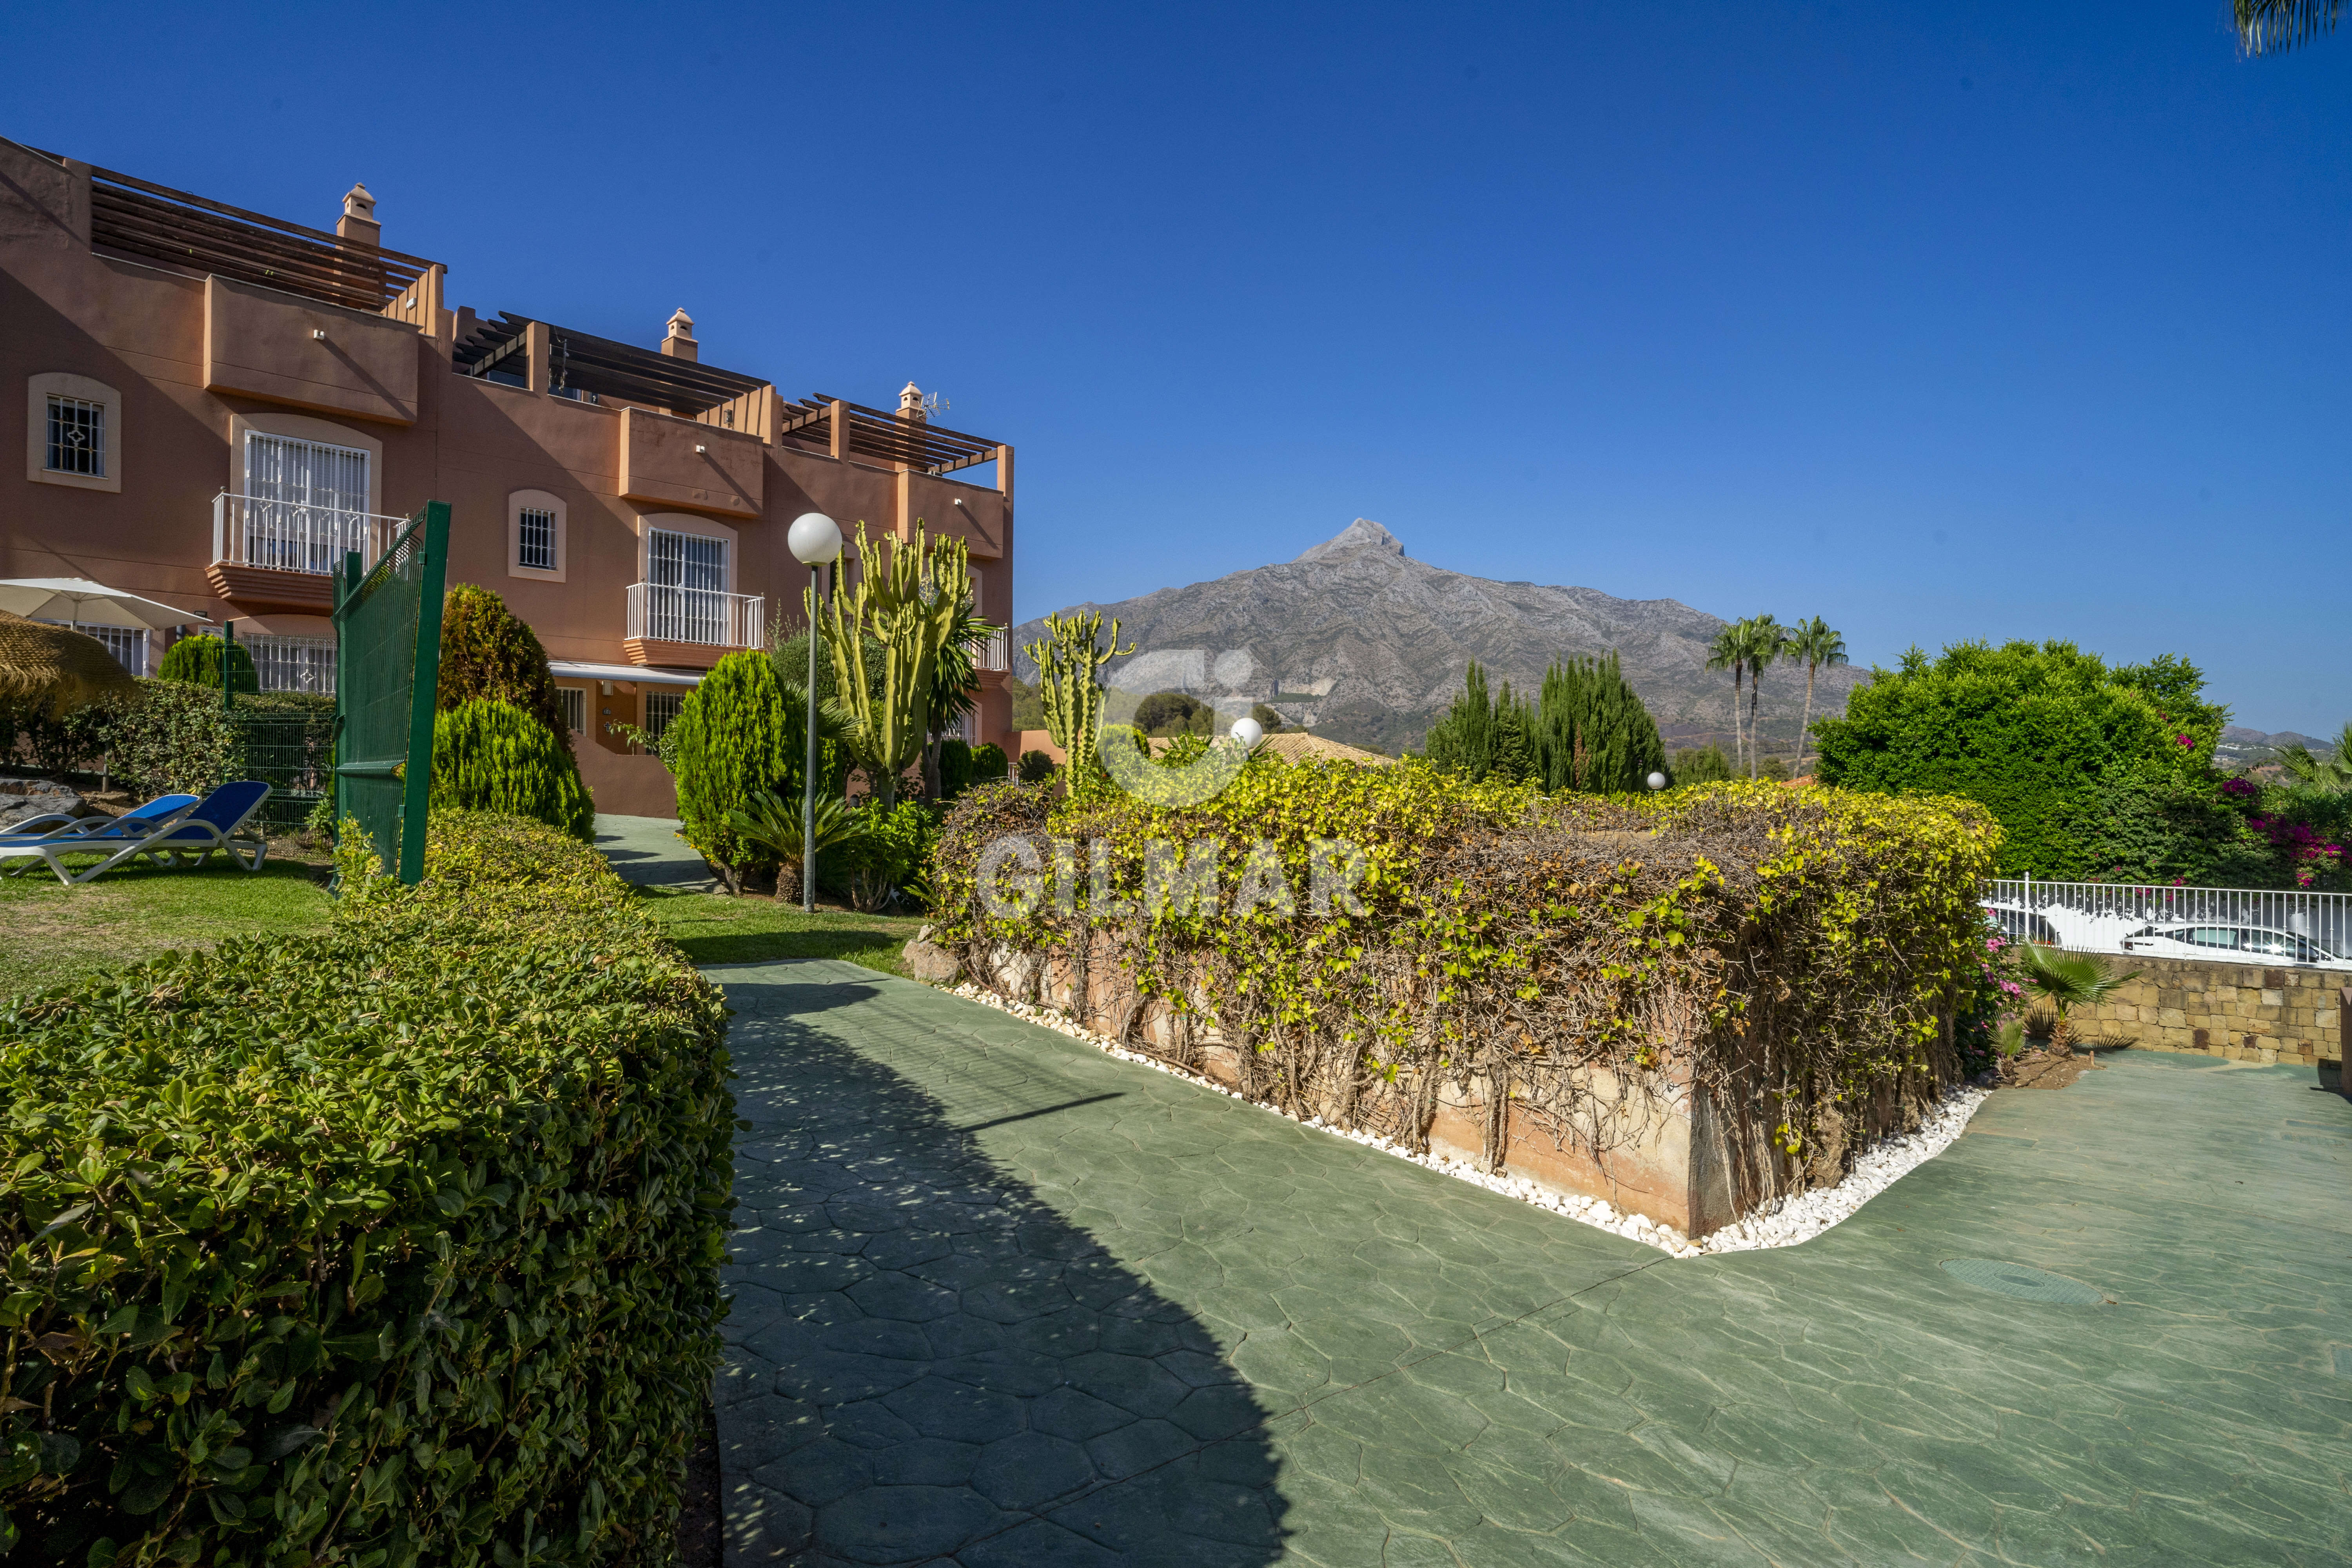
(0, 792, 201, 876)
(3, 781, 272, 887)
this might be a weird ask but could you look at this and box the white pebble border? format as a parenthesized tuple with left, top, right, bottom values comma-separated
(946, 980, 1989, 1259)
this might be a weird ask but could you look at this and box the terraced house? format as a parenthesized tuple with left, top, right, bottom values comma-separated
(0, 134, 1018, 815)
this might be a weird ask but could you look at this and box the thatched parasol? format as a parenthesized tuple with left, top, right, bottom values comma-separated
(0, 610, 138, 717)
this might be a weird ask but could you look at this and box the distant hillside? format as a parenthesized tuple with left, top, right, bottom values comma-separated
(2216, 726, 2333, 765)
(1011, 519, 1868, 757)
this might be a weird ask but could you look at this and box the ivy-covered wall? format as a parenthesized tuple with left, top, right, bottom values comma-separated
(928, 764, 2001, 1235)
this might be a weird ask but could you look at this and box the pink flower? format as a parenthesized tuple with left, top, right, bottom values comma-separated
(2177, 735, 2194, 748)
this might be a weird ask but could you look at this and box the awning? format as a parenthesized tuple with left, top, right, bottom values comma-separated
(0, 577, 212, 632)
(549, 660, 704, 689)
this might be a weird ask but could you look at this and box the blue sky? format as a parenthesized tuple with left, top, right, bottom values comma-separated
(13, 3, 2348, 731)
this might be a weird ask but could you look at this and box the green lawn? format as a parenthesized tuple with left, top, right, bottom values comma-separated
(0, 837, 335, 1000)
(631, 885, 925, 976)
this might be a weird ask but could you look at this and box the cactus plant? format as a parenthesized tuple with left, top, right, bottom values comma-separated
(807, 522, 973, 809)
(1027, 609, 1134, 786)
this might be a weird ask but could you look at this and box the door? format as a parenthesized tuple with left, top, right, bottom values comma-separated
(646, 528, 728, 643)
(244, 432, 371, 574)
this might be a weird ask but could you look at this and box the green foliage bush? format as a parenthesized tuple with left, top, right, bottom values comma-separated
(0, 811, 732, 1566)
(833, 799, 942, 911)
(670, 651, 793, 891)
(1426, 658, 1664, 792)
(1017, 749, 1057, 784)
(1133, 691, 1210, 737)
(436, 584, 573, 759)
(154, 635, 258, 695)
(1813, 641, 2227, 878)
(1672, 745, 1735, 784)
(938, 738, 974, 800)
(102, 682, 239, 799)
(933, 763, 1998, 1199)
(970, 742, 1008, 783)
(431, 698, 596, 841)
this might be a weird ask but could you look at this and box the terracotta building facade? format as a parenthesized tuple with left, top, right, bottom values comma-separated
(0, 136, 1016, 816)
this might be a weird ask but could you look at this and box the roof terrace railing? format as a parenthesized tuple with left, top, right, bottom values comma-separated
(65, 160, 438, 314)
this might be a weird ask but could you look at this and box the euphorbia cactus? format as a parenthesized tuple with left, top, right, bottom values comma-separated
(808, 522, 973, 809)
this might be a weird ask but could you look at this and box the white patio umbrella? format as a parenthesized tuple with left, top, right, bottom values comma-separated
(0, 577, 212, 632)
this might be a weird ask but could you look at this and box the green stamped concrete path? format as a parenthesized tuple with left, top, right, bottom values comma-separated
(710, 959, 2352, 1566)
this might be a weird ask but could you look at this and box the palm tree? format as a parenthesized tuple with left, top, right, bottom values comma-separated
(2276, 721, 2352, 791)
(2015, 943, 2138, 1054)
(1782, 617, 1847, 777)
(2236, 0, 2341, 54)
(1741, 615, 1787, 778)
(1706, 624, 1747, 775)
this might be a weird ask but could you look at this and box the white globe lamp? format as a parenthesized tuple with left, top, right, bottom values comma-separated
(1646, 771, 1668, 792)
(788, 512, 843, 565)
(1230, 716, 1265, 752)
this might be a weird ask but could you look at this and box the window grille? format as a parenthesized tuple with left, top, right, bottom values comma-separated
(244, 634, 338, 694)
(644, 530, 728, 644)
(46, 396, 105, 476)
(42, 621, 144, 674)
(518, 507, 557, 571)
(241, 432, 371, 574)
(644, 690, 685, 744)
(559, 687, 586, 733)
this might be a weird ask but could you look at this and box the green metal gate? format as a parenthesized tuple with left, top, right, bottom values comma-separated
(230, 705, 337, 831)
(332, 501, 450, 885)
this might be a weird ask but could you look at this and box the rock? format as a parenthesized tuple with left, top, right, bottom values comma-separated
(903, 938, 962, 986)
(0, 777, 81, 831)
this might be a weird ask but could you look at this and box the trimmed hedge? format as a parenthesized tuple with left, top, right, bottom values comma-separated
(155, 636, 258, 695)
(431, 698, 596, 841)
(0, 812, 733, 1566)
(670, 652, 793, 893)
(437, 585, 575, 762)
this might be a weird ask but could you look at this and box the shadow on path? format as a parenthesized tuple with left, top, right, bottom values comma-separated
(717, 967, 1288, 1568)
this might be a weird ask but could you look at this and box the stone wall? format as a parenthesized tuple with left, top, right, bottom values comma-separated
(2075, 955, 2345, 1069)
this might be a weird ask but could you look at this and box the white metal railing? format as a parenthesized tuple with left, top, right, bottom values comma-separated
(1983, 878, 2352, 970)
(245, 633, 337, 694)
(626, 583, 765, 650)
(976, 623, 1011, 673)
(212, 492, 408, 577)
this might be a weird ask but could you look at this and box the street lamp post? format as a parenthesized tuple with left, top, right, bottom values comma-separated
(787, 512, 844, 913)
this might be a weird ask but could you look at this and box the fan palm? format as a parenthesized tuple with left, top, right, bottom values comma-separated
(2235, 0, 2341, 54)
(2015, 942, 2138, 1054)
(1740, 615, 1788, 778)
(922, 600, 995, 798)
(1782, 617, 1847, 776)
(1705, 625, 1748, 775)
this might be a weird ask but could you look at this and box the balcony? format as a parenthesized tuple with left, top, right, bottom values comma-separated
(624, 583, 765, 669)
(976, 624, 1011, 673)
(208, 492, 410, 612)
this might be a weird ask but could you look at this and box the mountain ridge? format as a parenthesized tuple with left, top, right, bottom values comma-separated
(1010, 519, 1869, 757)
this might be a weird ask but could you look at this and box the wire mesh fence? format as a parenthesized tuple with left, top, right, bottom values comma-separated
(229, 708, 336, 831)
(332, 502, 449, 883)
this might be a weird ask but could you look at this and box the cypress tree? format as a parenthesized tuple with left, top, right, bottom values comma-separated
(1535, 652, 1666, 794)
(156, 634, 259, 694)
(1489, 680, 1537, 783)
(430, 698, 595, 840)
(438, 584, 574, 759)
(672, 650, 793, 891)
(1425, 661, 1497, 779)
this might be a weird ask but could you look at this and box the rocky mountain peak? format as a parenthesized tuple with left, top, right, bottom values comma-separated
(1295, 518, 1406, 564)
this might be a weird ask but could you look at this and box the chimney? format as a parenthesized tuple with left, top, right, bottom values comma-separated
(662, 308, 698, 361)
(898, 381, 927, 423)
(336, 183, 380, 248)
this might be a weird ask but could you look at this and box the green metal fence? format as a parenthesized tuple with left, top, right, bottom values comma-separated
(332, 501, 450, 884)
(229, 707, 337, 831)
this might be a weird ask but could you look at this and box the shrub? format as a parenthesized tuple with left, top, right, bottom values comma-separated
(938, 737, 975, 800)
(970, 742, 1008, 782)
(155, 634, 258, 694)
(932, 766, 1998, 1207)
(431, 697, 596, 840)
(1133, 691, 1210, 737)
(670, 650, 792, 892)
(105, 681, 240, 798)
(1531, 653, 1667, 794)
(0, 811, 732, 1566)
(834, 799, 940, 911)
(1017, 749, 1058, 783)
(437, 584, 573, 759)
(1813, 641, 2225, 878)
(1673, 745, 1735, 784)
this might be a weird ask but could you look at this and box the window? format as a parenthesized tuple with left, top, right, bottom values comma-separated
(244, 634, 337, 694)
(518, 508, 557, 571)
(42, 621, 145, 675)
(508, 490, 566, 581)
(644, 528, 728, 643)
(241, 432, 372, 574)
(644, 690, 685, 744)
(26, 374, 122, 492)
(558, 687, 586, 734)
(46, 396, 105, 477)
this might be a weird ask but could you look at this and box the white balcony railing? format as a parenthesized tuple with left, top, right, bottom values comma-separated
(976, 623, 1011, 673)
(1982, 878, 2352, 969)
(212, 492, 409, 577)
(626, 583, 765, 650)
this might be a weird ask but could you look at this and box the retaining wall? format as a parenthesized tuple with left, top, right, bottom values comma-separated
(2077, 955, 2344, 1069)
